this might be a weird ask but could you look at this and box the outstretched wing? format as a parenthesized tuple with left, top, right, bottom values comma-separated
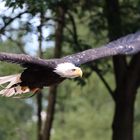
(0, 31, 140, 67)
(0, 53, 58, 68)
(62, 31, 140, 65)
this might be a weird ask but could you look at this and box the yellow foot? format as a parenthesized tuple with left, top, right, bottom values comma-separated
(21, 86, 29, 91)
(31, 88, 40, 93)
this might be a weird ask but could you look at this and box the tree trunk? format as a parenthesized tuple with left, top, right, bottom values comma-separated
(104, 0, 140, 140)
(43, 86, 57, 140)
(112, 89, 135, 140)
(42, 6, 65, 140)
(37, 93, 43, 140)
(112, 54, 140, 140)
(37, 12, 44, 140)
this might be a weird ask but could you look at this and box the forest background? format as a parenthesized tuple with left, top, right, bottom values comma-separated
(0, 0, 140, 140)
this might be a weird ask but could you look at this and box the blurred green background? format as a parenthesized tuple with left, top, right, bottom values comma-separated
(0, 0, 140, 140)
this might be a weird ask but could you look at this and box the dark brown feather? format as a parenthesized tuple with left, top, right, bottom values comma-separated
(20, 67, 65, 88)
(0, 53, 58, 68)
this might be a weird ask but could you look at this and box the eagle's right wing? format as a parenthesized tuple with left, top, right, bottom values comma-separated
(61, 31, 140, 65)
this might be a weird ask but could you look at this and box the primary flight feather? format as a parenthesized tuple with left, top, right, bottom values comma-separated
(0, 31, 140, 97)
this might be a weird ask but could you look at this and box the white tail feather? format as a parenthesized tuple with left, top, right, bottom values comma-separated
(0, 74, 30, 97)
(0, 74, 18, 85)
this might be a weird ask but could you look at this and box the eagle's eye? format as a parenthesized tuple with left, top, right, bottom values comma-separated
(71, 69, 76, 71)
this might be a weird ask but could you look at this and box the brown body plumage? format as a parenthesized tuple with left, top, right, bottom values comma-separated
(20, 67, 65, 88)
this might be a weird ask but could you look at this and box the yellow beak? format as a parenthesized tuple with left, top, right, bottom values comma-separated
(75, 67, 83, 77)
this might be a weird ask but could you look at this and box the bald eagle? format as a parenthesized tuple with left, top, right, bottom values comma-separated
(0, 31, 140, 97)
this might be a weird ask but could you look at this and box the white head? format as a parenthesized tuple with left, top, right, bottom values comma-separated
(53, 62, 82, 78)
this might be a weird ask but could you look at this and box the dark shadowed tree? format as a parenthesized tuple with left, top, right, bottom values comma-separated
(104, 0, 140, 140)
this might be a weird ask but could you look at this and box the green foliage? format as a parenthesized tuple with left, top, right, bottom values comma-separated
(51, 73, 114, 140)
(0, 97, 35, 140)
(1, 0, 140, 140)
(134, 88, 140, 140)
(0, 40, 36, 140)
(0, 62, 36, 140)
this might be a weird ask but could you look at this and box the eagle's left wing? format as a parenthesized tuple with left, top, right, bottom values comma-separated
(61, 31, 140, 65)
(0, 53, 58, 68)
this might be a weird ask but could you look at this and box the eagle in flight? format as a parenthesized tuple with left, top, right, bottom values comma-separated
(0, 31, 140, 97)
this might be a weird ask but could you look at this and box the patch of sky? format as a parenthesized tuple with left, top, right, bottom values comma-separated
(0, 1, 55, 56)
